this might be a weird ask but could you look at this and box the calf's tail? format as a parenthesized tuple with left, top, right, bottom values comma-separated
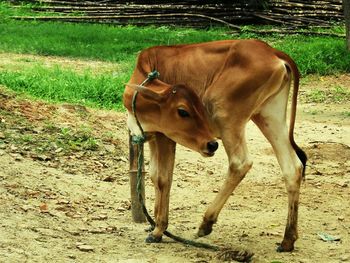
(278, 51, 308, 178)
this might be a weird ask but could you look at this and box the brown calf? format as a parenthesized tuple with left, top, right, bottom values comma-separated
(123, 39, 307, 252)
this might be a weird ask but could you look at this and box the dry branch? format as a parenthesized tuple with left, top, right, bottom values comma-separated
(239, 28, 345, 37)
(11, 0, 345, 28)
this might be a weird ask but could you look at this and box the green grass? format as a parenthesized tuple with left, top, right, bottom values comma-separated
(0, 65, 127, 110)
(0, 1, 34, 19)
(1, 1, 348, 74)
(0, 1, 349, 109)
(306, 89, 327, 103)
(0, 108, 102, 155)
(0, 21, 230, 63)
(0, 18, 348, 75)
(0, 21, 231, 109)
(274, 36, 350, 75)
(342, 111, 350, 117)
(305, 85, 350, 103)
(56, 126, 99, 151)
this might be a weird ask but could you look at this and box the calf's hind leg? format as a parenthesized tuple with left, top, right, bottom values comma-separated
(253, 89, 304, 252)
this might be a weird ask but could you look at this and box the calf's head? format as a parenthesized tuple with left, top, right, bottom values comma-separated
(124, 83, 218, 157)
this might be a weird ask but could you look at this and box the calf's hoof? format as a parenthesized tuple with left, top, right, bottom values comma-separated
(276, 241, 294, 252)
(197, 220, 214, 237)
(145, 234, 162, 243)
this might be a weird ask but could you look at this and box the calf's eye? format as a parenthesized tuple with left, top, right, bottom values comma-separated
(177, 108, 190, 118)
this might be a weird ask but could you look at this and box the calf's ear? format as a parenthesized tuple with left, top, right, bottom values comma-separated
(126, 84, 168, 102)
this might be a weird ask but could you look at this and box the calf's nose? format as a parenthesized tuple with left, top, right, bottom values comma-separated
(207, 141, 218, 153)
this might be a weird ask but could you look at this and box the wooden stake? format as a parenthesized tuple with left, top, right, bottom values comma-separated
(129, 132, 146, 223)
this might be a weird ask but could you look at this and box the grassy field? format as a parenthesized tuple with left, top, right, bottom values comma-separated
(0, 20, 348, 74)
(0, 1, 349, 109)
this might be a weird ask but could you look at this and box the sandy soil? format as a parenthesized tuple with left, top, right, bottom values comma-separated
(0, 56, 349, 262)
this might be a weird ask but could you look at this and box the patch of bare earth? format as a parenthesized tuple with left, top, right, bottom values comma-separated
(0, 56, 349, 262)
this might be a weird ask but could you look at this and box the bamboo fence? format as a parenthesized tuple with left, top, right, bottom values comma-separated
(12, 0, 344, 27)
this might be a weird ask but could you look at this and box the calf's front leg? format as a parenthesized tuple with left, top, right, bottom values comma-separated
(198, 129, 252, 237)
(146, 133, 176, 243)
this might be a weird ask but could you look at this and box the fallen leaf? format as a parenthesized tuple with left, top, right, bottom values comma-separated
(116, 156, 127, 162)
(39, 203, 49, 213)
(21, 205, 32, 212)
(102, 175, 116, 182)
(117, 207, 126, 212)
(76, 244, 94, 252)
(55, 148, 63, 153)
(317, 232, 341, 242)
(56, 199, 70, 205)
(10, 145, 18, 151)
(98, 213, 108, 220)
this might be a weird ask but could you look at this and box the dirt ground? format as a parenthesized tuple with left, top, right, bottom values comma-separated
(0, 54, 349, 263)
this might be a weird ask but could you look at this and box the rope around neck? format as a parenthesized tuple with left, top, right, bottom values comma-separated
(131, 70, 160, 142)
(130, 71, 254, 262)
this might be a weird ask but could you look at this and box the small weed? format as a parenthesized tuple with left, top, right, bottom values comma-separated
(20, 134, 33, 143)
(332, 85, 350, 102)
(17, 57, 36, 63)
(43, 121, 60, 132)
(341, 111, 350, 117)
(1, 110, 100, 156)
(310, 110, 320, 115)
(305, 86, 350, 103)
(57, 126, 99, 151)
(306, 89, 326, 103)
